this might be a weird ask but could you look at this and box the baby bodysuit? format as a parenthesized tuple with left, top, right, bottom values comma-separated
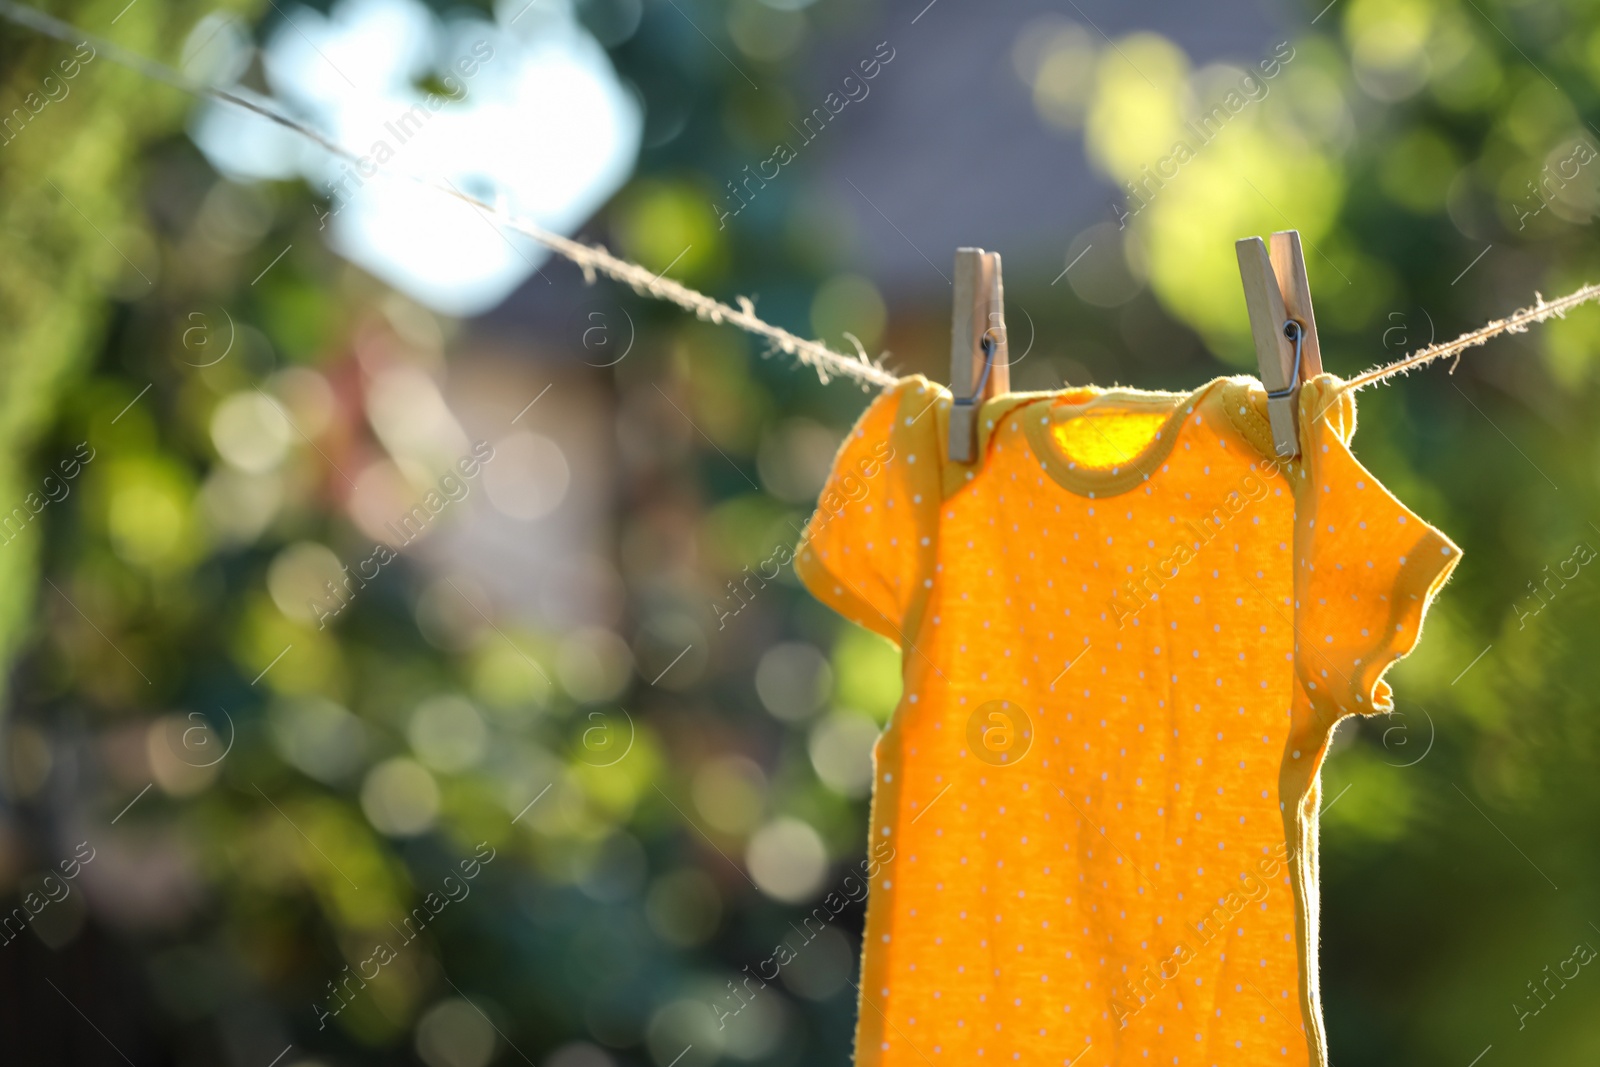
(794, 374, 1458, 1067)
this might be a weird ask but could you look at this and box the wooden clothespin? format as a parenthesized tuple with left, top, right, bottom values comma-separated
(948, 247, 1009, 462)
(1235, 230, 1323, 458)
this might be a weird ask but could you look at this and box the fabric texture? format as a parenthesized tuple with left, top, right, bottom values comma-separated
(794, 373, 1459, 1067)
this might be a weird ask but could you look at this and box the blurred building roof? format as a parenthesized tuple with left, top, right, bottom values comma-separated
(482, 0, 1295, 342)
(813, 0, 1294, 293)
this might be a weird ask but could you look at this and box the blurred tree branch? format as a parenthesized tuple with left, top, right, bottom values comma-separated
(0, 0, 257, 704)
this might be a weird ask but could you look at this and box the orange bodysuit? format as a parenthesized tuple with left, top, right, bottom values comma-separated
(795, 374, 1458, 1067)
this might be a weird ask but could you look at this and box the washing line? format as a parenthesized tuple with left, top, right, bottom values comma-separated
(1, 0, 1595, 396)
(0, 0, 895, 388)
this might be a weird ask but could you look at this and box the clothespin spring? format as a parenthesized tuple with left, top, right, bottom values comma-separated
(1264, 320, 1304, 401)
(951, 333, 999, 412)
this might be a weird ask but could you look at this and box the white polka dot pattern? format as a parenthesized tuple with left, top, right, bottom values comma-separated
(794, 374, 1460, 1067)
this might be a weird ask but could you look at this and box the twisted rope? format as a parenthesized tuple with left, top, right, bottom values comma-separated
(1339, 282, 1600, 394)
(6, 1, 1595, 396)
(0, 0, 897, 389)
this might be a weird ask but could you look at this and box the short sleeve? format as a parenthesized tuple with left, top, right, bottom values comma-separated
(1293, 376, 1461, 722)
(794, 376, 944, 647)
